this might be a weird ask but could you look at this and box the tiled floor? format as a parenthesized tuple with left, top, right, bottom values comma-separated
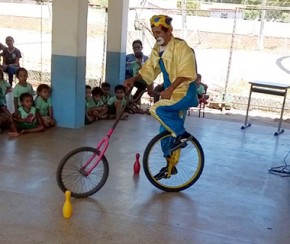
(0, 114, 289, 244)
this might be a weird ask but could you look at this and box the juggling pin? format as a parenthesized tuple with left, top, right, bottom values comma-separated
(62, 190, 72, 219)
(133, 153, 141, 174)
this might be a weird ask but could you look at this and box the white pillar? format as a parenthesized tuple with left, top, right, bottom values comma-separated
(105, 0, 129, 88)
(51, 0, 88, 128)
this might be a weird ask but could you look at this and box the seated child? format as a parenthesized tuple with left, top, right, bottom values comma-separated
(13, 68, 34, 113)
(13, 92, 44, 135)
(0, 69, 17, 134)
(0, 102, 17, 134)
(0, 69, 12, 104)
(196, 73, 209, 104)
(35, 84, 56, 128)
(101, 82, 112, 104)
(85, 85, 95, 124)
(90, 87, 108, 120)
(107, 84, 129, 120)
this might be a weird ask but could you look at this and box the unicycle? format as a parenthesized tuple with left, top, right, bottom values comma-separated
(56, 88, 146, 198)
(143, 130, 204, 192)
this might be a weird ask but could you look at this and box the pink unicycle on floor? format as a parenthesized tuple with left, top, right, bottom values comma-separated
(56, 90, 146, 198)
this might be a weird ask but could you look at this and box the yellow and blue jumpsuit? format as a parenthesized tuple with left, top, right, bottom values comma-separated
(139, 37, 198, 157)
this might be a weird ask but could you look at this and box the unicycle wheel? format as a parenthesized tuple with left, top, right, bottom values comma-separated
(56, 147, 109, 198)
(143, 131, 204, 192)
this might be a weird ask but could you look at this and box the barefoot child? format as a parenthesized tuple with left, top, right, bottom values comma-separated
(35, 84, 56, 128)
(85, 85, 95, 124)
(0, 69, 12, 104)
(107, 84, 129, 120)
(0, 102, 18, 135)
(13, 68, 34, 113)
(91, 87, 108, 120)
(0, 69, 18, 134)
(101, 82, 112, 104)
(13, 92, 44, 135)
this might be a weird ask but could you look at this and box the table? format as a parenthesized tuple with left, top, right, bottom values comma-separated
(241, 80, 290, 136)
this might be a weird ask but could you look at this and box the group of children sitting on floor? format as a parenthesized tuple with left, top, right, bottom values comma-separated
(85, 82, 147, 124)
(0, 68, 149, 136)
(0, 67, 55, 136)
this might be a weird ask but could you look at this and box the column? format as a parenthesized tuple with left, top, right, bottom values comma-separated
(51, 0, 88, 128)
(105, 0, 129, 88)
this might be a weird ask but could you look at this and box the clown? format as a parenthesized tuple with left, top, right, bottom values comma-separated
(124, 14, 198, 179)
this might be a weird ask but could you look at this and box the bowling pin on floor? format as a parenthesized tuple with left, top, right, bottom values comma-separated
(62, 190, 72, 219)
(134, 153, 141, 174)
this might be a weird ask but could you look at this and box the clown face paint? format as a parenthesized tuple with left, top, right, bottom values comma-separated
(152, 26, 172, 47)
(156, 37, 165, 46)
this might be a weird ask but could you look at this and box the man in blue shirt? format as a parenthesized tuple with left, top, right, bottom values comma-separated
(125, 39, 149, 101)
(125, 39, 148, 79)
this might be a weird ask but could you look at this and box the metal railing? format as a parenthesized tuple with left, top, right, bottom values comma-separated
(1, 1, 290, 113)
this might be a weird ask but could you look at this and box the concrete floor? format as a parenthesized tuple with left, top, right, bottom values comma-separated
(0, 114, 290, 244)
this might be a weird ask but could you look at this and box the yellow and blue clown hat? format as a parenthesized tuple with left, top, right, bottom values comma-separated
(150, 15, 173, 30)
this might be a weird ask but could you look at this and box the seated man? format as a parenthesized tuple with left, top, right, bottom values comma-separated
(125, 39, 148, 79)
(126, 40, 149, 103)
(131, 51, 148, 102)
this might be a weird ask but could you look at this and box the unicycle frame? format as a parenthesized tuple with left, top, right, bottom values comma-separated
(79, 89, 149, 176)
(80, 129, 112, 176)
(142, 107, 204, 191)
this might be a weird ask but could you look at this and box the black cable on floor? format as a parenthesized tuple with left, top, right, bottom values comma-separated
(269, 150, 290, 177)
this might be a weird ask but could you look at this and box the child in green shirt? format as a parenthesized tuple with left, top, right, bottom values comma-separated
(0, 69, 12, 106)
(13, 93, 44, 135)
(91, 87, 108, 120)
(107, 85, 129, 120)
(13, 68, 34, 112)
(85, 85, 95, 124)
(35, 84, 56, 128)
(101, 82, 112, 104)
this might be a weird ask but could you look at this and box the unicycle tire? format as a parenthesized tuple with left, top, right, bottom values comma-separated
(143, 131, 204, 192)
(56, 147, 109, 198)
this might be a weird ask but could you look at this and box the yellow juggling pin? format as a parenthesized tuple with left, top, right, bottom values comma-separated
(62, 190, 72, 219)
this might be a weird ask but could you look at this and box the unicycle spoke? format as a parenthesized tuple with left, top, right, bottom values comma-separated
(143, 131, 204, 192)
(56, 147, 109, 198)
